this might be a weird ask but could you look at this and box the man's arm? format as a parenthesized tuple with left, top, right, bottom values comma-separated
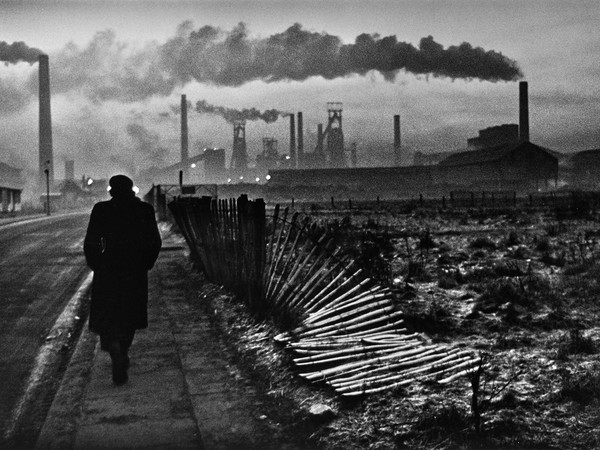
(144, 204, 162, 270)
(83, 204, 103, 271)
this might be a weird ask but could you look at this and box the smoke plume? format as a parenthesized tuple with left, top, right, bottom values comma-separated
(42, 30, 176, 102)
(126, 123, 169, 167)
(195, 99, 286, 124)
(4, 23, 522, 109)
(0, 41, 44, 64)
(161, 22, 523, 86)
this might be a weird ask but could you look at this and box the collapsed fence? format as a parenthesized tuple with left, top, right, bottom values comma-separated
(169, 195, 480, 396)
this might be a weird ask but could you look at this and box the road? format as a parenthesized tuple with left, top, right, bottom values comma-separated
(0, 212, 91, 445)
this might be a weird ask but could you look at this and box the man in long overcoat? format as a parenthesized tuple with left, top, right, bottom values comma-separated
(84, 175, 162, 385)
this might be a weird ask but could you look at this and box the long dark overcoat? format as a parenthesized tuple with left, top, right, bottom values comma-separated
(84, 196, 162, 335)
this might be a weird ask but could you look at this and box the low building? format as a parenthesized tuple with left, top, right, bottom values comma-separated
(0, 161, 24, 213)
(568, 149, 600, 189)
(266, 141, 559, 200)
(437, 141, 559, 191)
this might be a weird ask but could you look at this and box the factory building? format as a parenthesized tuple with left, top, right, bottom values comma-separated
(467, 124, 519, 150)
(566, 149, 600, 189)
(437, 141, 558, 191)
(266, 81, 559, 198)
(267, 141, 558, 199)
(0, 161, 23, 213)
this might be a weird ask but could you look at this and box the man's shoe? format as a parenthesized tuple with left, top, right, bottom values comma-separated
(112, 359, 128, 385)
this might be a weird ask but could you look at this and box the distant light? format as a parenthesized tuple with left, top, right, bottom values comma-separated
(227, 178, 232, 183)
(87, 178, 93, 186)
(133, 185, 140, 194)
(239, 176, 244, 180)
(255, 177, 260, 182)
(265, 174, 271, 181)
(106, 186, 111, 192)
(191, 163, 196, 168)
(393, 277, 402, 285)
(285, 155, 291, 160)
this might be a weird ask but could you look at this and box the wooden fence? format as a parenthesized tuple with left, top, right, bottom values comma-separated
(169, 195, 480, 396)
(168, 195, 266, 312)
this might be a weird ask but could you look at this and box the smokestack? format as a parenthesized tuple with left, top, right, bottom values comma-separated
(317, 124, 324, 154)
(394, 115, 401, 166)
(289, 114, 296, 168)
(519, 81, 529, 142)
(38, 54, 53, 191)
(181, 94, 189, 162)
(65, 160, 75, 180)
(297, 112, 304, 167)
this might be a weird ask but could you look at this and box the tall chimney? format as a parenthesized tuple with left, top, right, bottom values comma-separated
(317, 124, 324, 155)
(519, 81, 529, 142)
(297, 112, 304, 167)
(394, 115, 401, 166)
(65, 160, 75, 180)
(289, 114, 296, 168)
(38, 54, 53, 191)
(181, 94, 189, 162)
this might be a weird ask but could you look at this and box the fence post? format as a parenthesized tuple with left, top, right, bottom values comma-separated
(442, 195, 446, 209)
(253, 198, 266, 314)
(237, 195, 249, 303)
(331, 196, 335, 208)
(291, 197, 295, 208)
(348, 198, 352, 209)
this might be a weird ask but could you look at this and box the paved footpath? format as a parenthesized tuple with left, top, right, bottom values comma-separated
(35, 235, 303, 450)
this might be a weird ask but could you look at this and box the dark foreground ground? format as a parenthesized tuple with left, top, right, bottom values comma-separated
(10, 205, 600, 449)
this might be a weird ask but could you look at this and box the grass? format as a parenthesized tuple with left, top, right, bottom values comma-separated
(470, 236, 497, 250)
(555, 328, 596, 360)
(474, 279, 528, 314)
(559, 365, 600, 404)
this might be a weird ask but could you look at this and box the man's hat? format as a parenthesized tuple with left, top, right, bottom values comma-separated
(109, 174, 134, 194)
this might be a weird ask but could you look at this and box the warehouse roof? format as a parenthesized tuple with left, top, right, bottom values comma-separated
(438, 141, 557, 167)
(0, 161, 23, 190)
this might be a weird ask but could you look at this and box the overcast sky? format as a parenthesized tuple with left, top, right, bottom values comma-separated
(1, 0, 599, 183)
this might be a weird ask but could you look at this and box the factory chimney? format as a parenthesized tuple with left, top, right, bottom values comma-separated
(181, 94, 189, 162)
(289, 114, 296, 168)
(297, 112, 304, 168)
(519, 81, 529, 142)
(65, 160, 75, 181)
(394, 115, 401, 166)
(317, 124, 324, 155)
(38, 54, 54, 191)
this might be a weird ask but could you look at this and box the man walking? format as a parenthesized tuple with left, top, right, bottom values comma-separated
(84, 175, 162, 385)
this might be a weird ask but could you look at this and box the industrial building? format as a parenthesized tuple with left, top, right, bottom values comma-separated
(265, 81, 560, 199)
(266, 140, 558, 200)
(565, 149, 600, 189)
(0, 161, 23, 213)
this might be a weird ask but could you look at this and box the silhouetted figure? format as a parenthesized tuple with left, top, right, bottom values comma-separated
(84, 175, 162, 385)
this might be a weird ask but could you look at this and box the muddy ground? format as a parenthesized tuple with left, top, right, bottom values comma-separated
(184, 204, 600, 450)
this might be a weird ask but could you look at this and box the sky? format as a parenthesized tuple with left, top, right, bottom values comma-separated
(1, 0, 599, 189)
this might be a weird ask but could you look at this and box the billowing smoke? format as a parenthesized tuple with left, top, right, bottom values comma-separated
(161, 22, 523, 86)
(126, 123, 169, 167)
(48, 30, 176, 102)
(194, 99, 285, 123)
(0, 41, 44, 64)
(10, 22, 522, 107)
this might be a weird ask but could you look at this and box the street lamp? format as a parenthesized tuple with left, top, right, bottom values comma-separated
(44, 161, 50, 216)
